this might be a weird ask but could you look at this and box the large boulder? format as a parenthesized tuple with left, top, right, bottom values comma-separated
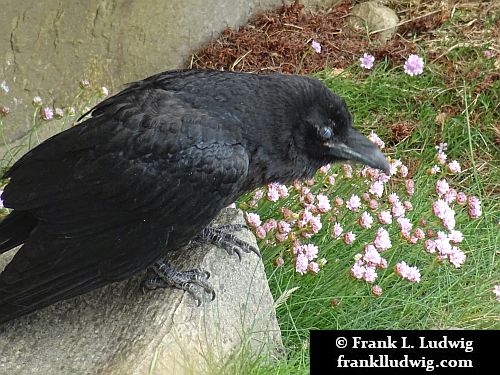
(0, 208, 282, 375)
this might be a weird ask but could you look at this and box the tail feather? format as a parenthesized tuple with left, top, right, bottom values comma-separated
(0, 211, 37, 254)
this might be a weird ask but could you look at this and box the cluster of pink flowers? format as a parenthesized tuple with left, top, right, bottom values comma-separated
(242, 134, 483, 297)
(359, 53, 425, 76)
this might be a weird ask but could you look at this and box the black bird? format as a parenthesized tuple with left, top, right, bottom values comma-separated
(0, 69, 389, 324)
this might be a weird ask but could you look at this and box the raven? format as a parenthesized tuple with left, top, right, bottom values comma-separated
(0, 69, 388, 324)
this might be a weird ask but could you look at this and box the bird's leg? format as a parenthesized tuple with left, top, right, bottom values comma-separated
(192, 224, 261, 261)
(141, 259, 215, 306)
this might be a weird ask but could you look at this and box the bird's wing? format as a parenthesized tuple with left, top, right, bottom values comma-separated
(0, 88, 249, 319)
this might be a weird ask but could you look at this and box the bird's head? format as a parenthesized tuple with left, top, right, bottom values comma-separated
(297, 81, 390, 175)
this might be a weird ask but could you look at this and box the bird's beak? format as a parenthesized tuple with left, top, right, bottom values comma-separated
(325, 128, 390, 174)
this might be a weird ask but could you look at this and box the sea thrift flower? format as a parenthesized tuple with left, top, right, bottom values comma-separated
(437, 151, 447, 165)
(374, 228, 392, 251)
(436, 179, 450, 196)
(319, 164, 330, 174)
(275, 257, 284, 267)
(414, 228, 425, 240)
(368, 199, 379, 210)
(468, 196, 482, 218)
(424, 239, 436, 253)
(483, 50, 492, 59)
(346, 195, 361, 211)
(0, 106, 10, 116)
(277, 220, 291, 234)
(302, 244, 319, 261)
(449, 247, 466, 268)
(343, 164, 353, 178)
(359, 211, 374, 229)
(368, 131, 385, 149)
(343, 231, 356, 245)
(448, 160, 461, 174)
(359, 53, 375, 69)
(295, 254, 309, 275)
(99, 86, 109, 97)
(372, 285, 383, 296)
(399, 165, 409, 178)
(403, 201, 413, 211)
(395, 261, 421, 282)
(308, 262, 320, 274)
(432, 199, 450, 220)
(41, 107, 54, 121)
(327, 175, 336, 185)
(332, 223, 343, 239)
(456, 192, 467, 205)
(317, 194, 331, 213)
(363, 266, 378, 283)
(32, 96, 43, 106)
(334, 197, 344, 206)
(267, 184, 280, 202)
(397, 217, 413, 233)
(311, 40, 321, 53)
(405, 179, 415, 196)
(388, 193, 400, 205)
(276, 184, 289, 198)
(350, 261, 365, 279)
(391, 202, 406, 218)
(444, 189, 457, 204)
(369, 180, 384, 198)
(434, 232, 452, 255)
(255, 226, 267, 239)
(493, 285, 500, 302)
(429, 165, 441, 175)
(263, 219, 277, 232)
(378, 210, 392, 225)
(404, 54, 424, 76)
(363, 245, 381, 265)
(448, 230, 463, 243)
(246, 212, 261, 228)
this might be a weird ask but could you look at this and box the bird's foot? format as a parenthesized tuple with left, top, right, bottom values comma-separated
(141, 259, 215, 306)
(193, 224, 261, 261)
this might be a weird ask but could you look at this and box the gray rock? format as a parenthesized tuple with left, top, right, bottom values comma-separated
(0, 208, 282, 375)
(347, 1, 399, 44)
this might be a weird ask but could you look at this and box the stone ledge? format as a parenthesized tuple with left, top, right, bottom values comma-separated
(0, 208, 282, 375)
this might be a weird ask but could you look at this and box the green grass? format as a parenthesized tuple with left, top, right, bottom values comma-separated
(233, 50, 499, 373)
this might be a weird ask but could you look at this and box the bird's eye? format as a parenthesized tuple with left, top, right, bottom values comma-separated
(318, 127, 332, 140)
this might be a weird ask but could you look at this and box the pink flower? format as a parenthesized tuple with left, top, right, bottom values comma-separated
(267, 184, 280, 202)
(399, 165, 409, 178)
(263, 219, 277, 232)
(437, 151, 447, 165)
(317, 194, 331, 213)
(363, 266, 378, 283)
(448, 160, 461, 174)
(424, 239, 436, 253)
(388, 193, 400, 204)
(372, 285, 383, 296)
(391, 202, 406, 218)
(319, 164, 330, 174)
(359, 211, 374, 229)
(404, 54, 424, 76)
(363, 244, 381, 265)
(278, 220, 291, 234)
(397, 217, 413, 233)
(449, 247, 466, 268)
(308, 261, 320, 274)
(483, 50, 492, 59)
(434, 232, 452, 255)
(395, 261, 421, 282)
(346, 195, 362, 211)
(334, 197, 344, 206)
(275, 232, 288, 242)
(405, 179, 415, 196)
(327, 175, 336, 185)
(368, 199, 379, 210)
(295, 254, 309, 275)
(343, 231, 356, 245)
(444, 188, 457, 204)
(429, 165, 441, 175)
(32, 96, 43, 106)
(275, 256, 284, 267)
(436, 179, 450, 196)
(374, 227, 392, 251)
(389, 160, 401, 176)
(246, 212, 261, 228)
(255, 226, 267, 239)
(332, 223, 343, 239)
(311, 40, 322, 54)
(369, 181, 384, 198)
(350, 261, 366, 279)
(41, 107, 54, 121)
(302, 244, 319, 261)
(468, 196, 482, 218)
(414, 228, 425, 240)
(276, 184, 289, 198)
(456, 192, 467, 205)
(403, 201, 413, 211)
(368, 131, 385, 149)
(448, 230, 464, 243)
(493, 285, 500, 302)
(343, 164, 353, 178)
(442, 209, 456, 230)
(309, 215, 322, 234)
(378, 210, 392, 225)
(432, 199, 451, 220)
(253, 190, 264, 201)
(359, 53, 375, 69)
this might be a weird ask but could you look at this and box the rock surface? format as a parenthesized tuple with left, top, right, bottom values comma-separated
(347, 1, 399, 44)
(0, 208, 282, 375)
